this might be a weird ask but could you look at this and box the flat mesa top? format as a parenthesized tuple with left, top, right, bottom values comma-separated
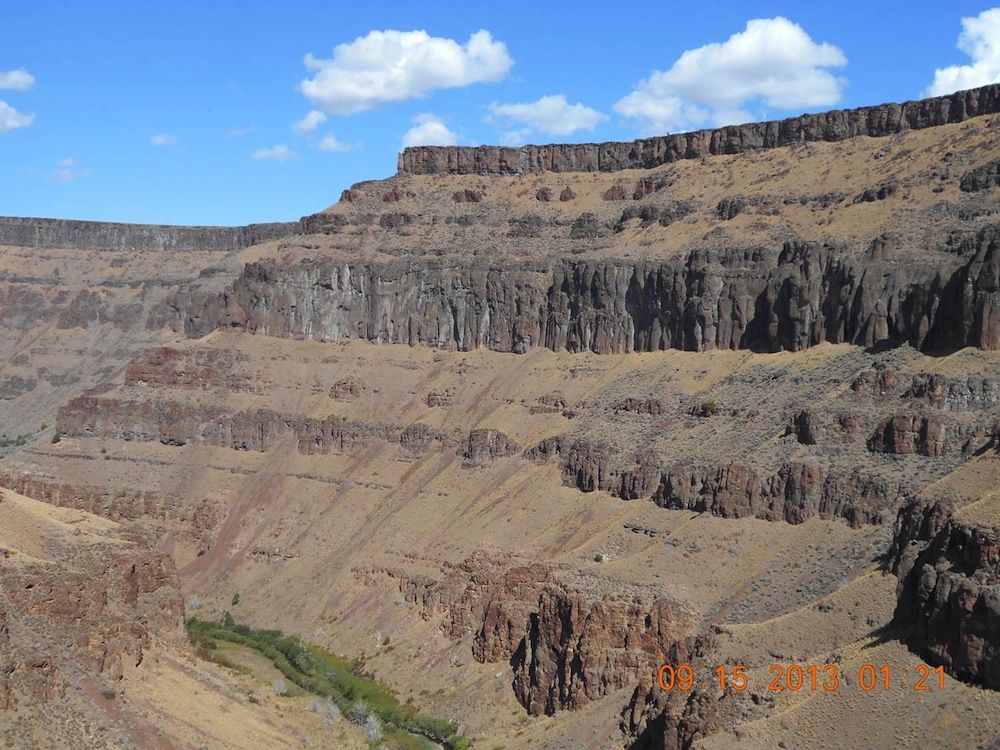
(398, 83, 1000, 175)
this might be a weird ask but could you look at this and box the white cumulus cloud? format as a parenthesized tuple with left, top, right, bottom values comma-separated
(614, 17, 847, 134)
(318, 134, 357, 152)
(0, 100, 33, 131)
(293, 109, 328, 133)
(401, 113, 458, 148)
(0, 68, 34, 91)
(150, 133, 178, 146)
(301, 29, 513, 114)
(253, 144, 299, 161)
(487, 95, 606, 143)
(926, 8, 1000, 96)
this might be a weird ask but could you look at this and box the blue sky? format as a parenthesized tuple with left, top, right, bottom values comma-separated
(2, 1, 999, 225)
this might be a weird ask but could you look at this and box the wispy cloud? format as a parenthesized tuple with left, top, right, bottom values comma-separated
(253, 144, 299, 161)
(487, 94, 606, 143)
(0, 67, 36, 132)
(50, 158, 88, 183)
(318, 134, 357, 152)
(150, 133, 178, 146)
(225, 125, 255, 137)
(293, 109, 327, 134)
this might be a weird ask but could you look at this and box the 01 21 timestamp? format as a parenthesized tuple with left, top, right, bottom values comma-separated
(657, 663, 947, 693)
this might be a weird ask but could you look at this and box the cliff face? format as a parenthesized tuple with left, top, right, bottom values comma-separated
(0, 216, 301, 252)
(166, 227, 1000, 355)
(398, 84, 1000, 175)
(57, 394, 525, 466)
(892, 504, 1000, 689)
(362, 553, 692, 716)
(529, 438, 905, 527)
(619, 634, 773, 750)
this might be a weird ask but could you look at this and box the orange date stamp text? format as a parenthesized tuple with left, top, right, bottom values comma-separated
(657, 662, 947, 693)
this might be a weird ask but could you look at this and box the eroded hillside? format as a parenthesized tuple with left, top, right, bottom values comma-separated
(3, 85, 1000, 749)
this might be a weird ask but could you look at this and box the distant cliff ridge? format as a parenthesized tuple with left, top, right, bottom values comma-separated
(398, 83, 1000, 175)
(0, 216, 302, 252)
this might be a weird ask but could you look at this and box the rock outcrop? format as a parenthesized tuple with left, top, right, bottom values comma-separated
(886, 497, 957, 573)
(57, 397, 397, 454)
(851, 367, 900, 398)
(0, 471, 220, 546)
(867, 415, 993, 456)
(616, 398, 666, 416)
(892, 505, 1000, 689)
(787, 410, 820, 444)
(124, 347, 253, 391)
(620, 634, 771, 750)
(361, 553, 692, 716)
(0, 490, 184, 711)
(905, 373, 1000, 411)
(527, 434, 904, 526)
(652, 462, 903, 526)
(462, 428, 519, 467)
(398, 84, 1000, 175)
(56, 395, 535, 468)
(961, 158, 1000, 192)
(163, 227, 1000, 355)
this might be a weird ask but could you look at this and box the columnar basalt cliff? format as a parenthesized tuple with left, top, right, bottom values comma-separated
(891, 501, 1000, 689)
(398, 84, 1000, 175)
(166, 228, 1000, 355)
(652, 462, 905, 526)
(0, 216, 301, 252)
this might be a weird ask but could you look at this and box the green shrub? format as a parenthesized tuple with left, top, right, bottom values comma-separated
(697, 400, 720, 417)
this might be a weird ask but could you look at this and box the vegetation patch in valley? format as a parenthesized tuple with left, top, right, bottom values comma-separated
(187, 614, 467, 749)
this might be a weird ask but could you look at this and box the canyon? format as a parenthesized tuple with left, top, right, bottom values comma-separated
(2, 85, 1000, 748)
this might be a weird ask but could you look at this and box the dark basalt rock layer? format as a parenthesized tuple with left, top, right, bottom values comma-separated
(164, 226, 1000, 355)
(891, 500, 1000, 689)
(399, 84, 1000, 175)
(0, 216, 301, 252)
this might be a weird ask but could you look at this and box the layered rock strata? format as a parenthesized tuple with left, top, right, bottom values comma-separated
(56, 395, 520, 467)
